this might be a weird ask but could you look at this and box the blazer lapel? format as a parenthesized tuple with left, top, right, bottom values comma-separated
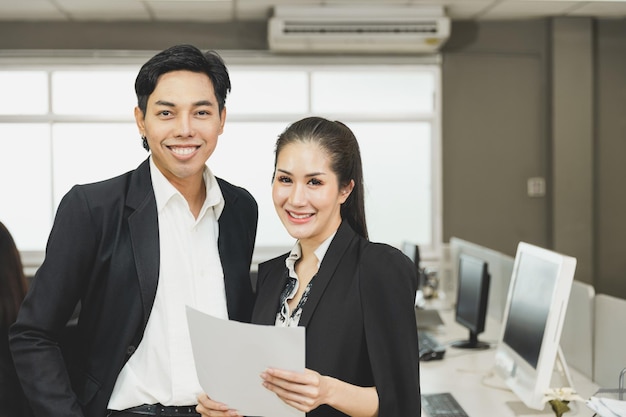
(217, 183, 237, 308)
(297, 221, 356, 326)
(126, 159, 160, 326)
(216, 178, 257, 322)
(255, 259, 290, 325)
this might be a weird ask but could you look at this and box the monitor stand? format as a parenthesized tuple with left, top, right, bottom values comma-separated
(449, 331, 490, 350)
(504, 401, 554, 416)
(553, 345, 575, 391)
(505, 346, 576, 416)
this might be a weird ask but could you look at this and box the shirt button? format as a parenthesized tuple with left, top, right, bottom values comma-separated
(126, 345, 136, 356)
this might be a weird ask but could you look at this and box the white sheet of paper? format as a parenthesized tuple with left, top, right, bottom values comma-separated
(586, 396, 626, 417)
(186, 306, 305, 417)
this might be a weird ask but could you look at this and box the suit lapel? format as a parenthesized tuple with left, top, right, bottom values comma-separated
(255, 259, 290, 325)
(297, 222, 356, 326)
(217, 180, 239, 316)
(126, 159, 160, 325)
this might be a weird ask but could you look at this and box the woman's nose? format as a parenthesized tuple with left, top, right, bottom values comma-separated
(289, 183, 306, 205)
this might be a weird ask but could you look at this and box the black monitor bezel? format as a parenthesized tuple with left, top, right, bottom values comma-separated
(451, 253, 491, 349)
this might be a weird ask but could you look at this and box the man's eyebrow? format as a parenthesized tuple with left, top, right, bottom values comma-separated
(193, 100, 214, 107)
(153, 100, 215, 107)
(155, 100, 175, 107)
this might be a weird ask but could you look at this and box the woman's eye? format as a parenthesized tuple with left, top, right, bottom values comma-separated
(277, 176, 292, 183)
(308, 178, 322, 186)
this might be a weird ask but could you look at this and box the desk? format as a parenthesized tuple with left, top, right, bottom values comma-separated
(419, 308, 599, 416)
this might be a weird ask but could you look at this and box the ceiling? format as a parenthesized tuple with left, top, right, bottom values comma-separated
(1, 0, 626, 22)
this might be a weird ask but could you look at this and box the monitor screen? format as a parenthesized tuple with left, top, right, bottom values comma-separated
(402, 242, 421, 269)
(451, 253, 490, 349)
(493, 242, 576, 411)
(402, 242, 427, 301)
(501, 253, 559, 368)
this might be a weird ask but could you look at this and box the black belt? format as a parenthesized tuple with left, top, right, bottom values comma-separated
(108, 404, 200, 416)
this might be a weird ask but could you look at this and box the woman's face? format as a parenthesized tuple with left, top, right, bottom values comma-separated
(272, 141, 353, 247)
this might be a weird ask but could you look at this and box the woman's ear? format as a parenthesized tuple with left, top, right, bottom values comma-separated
(340, 180, 355, 204)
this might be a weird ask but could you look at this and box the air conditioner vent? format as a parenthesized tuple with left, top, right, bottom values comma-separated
(268, 5, 450, 55)
(282, 21, 440, 35)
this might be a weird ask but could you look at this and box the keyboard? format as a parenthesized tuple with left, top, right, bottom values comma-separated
(421, 392, 469, 417)
(415, 308, 445, 329)
(418, 330, 446, 361)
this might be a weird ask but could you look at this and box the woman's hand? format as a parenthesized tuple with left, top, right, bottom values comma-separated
(261, 368, 379, 417)
(196, 393, 242, 417)
(260, 368, 331, 412)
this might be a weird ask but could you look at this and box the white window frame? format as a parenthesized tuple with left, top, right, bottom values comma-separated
(0, 51, 442, 274)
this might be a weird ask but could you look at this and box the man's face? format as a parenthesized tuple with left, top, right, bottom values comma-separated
(135, 70, 226, 188)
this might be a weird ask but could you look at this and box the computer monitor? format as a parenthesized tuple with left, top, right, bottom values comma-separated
(493, 242, 577, 411)
(450, 253, 491, 349)
(402, 242, 421, 269)
(402, 242, 427, 298)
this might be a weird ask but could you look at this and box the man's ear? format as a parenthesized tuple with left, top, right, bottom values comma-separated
(134, 106, 145, 134)
(218, 107, 227, 135)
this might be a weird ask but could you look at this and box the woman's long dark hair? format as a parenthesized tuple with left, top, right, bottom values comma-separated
(273, 116, 368, 239)
(0, 221, 27, 328)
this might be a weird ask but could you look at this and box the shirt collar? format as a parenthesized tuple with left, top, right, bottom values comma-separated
(149, 156, 224, 218)
(285, 231, 337, 277)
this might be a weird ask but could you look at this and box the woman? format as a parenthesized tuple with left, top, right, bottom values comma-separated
(0, 221, 31, 416)
(198, 117, 421, 416)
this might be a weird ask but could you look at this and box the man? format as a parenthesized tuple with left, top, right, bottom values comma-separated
(9, 44, 258, 417)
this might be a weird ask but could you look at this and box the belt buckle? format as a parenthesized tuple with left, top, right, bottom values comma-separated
(156, 405, 197, 416)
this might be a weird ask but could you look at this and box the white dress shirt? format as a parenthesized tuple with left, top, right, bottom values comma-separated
(108, 157, 227, 409)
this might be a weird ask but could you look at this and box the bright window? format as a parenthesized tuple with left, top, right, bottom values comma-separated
(311, 70, 435, 115)
(0, 55, 441, 268)
(227, 71, 309, 115)
(0, 72, 48, 115)
(52, 71, 137, 116)
(0, 124, 52, 250)
(51, 123, 147, 207)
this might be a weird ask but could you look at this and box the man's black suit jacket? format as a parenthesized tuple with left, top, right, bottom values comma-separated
(9, 158, 258, 417)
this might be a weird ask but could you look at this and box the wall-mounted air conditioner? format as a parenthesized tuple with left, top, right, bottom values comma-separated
(268, 5, 451, 54)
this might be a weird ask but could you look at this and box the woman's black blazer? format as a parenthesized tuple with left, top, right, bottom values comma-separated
(252, 221, 421, 417)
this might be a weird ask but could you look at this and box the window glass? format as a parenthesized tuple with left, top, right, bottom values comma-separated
(311, 70, 435, 114)
(353, 122, 432, 245)
(51, 70, 138, 116)
(0, 72, 48, 115)
(0, 62, 440, 261)
(51, 123, 146, 209)
(211, 121, 292, 256)
(228, 71, 308, 115)
(212, 120, 433, 258)
(0, 124, 53, 250)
